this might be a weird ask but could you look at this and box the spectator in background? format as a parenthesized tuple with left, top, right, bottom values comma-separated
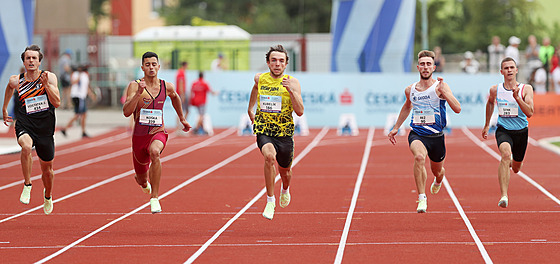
(211, 53, 226, 71)
(460, 51, 480, 74)
(175, 61, 189, 134)
(60, 65, 93, 138)
(488, 36, 505, 73)
(504, 36, 521, 65)
(539, 37, 555, 71)
(525, 35, 541, 71)
(551, 62, 560, 93)
(190, 71, 218, 135)
(58, 49, 72, 109)
(434, 46, 446, 72)
(528, 61, 547, 94)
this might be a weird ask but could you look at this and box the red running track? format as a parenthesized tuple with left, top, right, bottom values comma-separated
(0, 126, 559, 263)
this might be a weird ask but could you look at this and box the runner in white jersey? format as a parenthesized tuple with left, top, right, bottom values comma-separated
(388, 50, 461, 213)
(482, 57, 534, 208)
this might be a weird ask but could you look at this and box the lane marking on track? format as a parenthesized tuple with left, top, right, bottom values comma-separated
(442, 177, 493, 263)
(34, 127, 253, 264)
(0, 128, 236, 224)
(0, 131, 128, 170)
(334, 127, 374, 264)
(5, 240, 560, 250)
(184, 127, 329, 264)
(462, 127, 560, 205)
(3, 210, 559, 217)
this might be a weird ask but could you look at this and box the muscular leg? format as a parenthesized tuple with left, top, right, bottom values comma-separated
(409, 140, 428, 195)
(148, 140, 164, 198)
(278, 166, 292, 191)
(430, 160, 445, 183)
(498, 142, 513, 197)
(40, 159, 54, 197)
(261, 143, 277, 197)
(17, 135, 34, 185)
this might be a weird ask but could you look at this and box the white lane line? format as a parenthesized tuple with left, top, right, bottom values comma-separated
(34, 128, 250, 264)
(3, 210, 559, 217)
(443, 177, 493, 264)
(0, 133, 130, 191)
(462, 127, 560, 205)
(334, 127, 375, 264)
(0, 128, 236, 224)
(6, 240, 560, 250)
(184, 127, 329, 264)
(0, 131, 128, 170)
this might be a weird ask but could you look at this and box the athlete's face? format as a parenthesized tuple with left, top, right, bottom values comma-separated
(141, 57, 160, 77)
(500, 61, 518, 79)
(23, 50, 41, 71)
(267, 51, 288, 78)
(417, 56, 435, 80)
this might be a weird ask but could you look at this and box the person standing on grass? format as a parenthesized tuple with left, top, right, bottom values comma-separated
(247, 45, 304, 220)
(2, 45, 60, 215)
(482, 57, 534, 208)
(123, 51, 191, 214)
(388, 50, 461, 213)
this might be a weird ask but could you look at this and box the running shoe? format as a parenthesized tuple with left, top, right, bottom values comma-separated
(430, 178, 442, 195)
(43, 190, 53, 215)
(279, 192, 291, 208)
(150, 198, 161, 214)
(262, 202, 275, 220)
(417, 199, 427, 213)
(20, 184, 32, 204)
(498, 196, 508, 208)
(141, 182, 152, 194)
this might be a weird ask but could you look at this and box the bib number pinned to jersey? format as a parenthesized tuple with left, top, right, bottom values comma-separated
(413, 109, 435, 125)
(259, 95, 282, 113)
(498, 102, 518, 117)
(25, 95, 49, 114)
(139, 109, 163, 127)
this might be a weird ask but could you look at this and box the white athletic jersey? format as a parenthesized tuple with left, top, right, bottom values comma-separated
(409, 81, 447, 135)
(496, 83, 528, 130)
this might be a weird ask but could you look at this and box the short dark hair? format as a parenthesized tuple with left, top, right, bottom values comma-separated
(199, 71, 204, 78)
(21, 44, 43, 62)
(142, 51, 159, 63)
(266, 45, 289, 63)
(501, 57, 517, 69)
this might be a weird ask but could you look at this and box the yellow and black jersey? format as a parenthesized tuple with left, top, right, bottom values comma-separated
(253, 72, 294, 137)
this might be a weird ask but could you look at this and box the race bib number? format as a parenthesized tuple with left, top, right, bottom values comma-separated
(498, 102, 518, 117)
(139, 109, 163, 127)
(259, 95, 282, 113)
(413, 109, 435, 125)
(25, 95, 49, 114)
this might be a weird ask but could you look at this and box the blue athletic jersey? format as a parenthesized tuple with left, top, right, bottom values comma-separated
(409, 81, 447, 136)
(496, 83, 528, 130)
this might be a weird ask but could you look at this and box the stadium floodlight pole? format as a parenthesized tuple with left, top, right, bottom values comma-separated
(421, 0, 428, 50)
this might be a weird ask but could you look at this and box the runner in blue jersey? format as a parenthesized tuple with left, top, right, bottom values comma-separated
(388, 50, 461, 213)
(482, 57, 534, 208)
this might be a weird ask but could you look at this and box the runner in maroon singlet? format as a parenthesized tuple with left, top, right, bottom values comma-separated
(123, 51, 191, 213)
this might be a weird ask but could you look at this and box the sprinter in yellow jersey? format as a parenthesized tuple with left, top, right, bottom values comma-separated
(247, 45, 304, 220)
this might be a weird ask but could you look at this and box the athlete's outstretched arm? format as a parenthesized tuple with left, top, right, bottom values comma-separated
(436, 77, 461, 113)
(166, 81, 191, 131)
(2, 75, 17, 125)
(282, 76, 304, 116)
(42, 71, 61, 108)
(388, 86, 413, 145)
(482, 86, 497, 139)
(247, 73, 261, 123)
